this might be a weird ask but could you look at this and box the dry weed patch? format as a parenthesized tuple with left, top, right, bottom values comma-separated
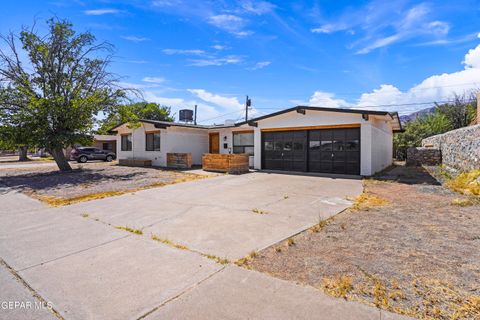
(151, 234, 188, 250)
(445, 170, 480, 196)
(203, 254, 230, 265)
(322, 275, 353, 299)
(235, 251, 258, 269)
(351, 192, 389, 210)
(35, 172, 206, 207)
(115, 226, 143, 235)
(252, 208, 268, 214)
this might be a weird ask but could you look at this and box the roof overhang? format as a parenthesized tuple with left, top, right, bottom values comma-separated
(236, 106, 404, 132)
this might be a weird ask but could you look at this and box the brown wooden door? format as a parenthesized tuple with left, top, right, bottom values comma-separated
(209, 133, 220, 154)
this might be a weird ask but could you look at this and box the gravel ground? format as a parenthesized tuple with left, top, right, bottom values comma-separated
(0, 162, 209, 201)
(247, 165, 480, 319)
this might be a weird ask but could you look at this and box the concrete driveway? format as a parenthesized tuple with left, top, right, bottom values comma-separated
(0, 172, 410, 320)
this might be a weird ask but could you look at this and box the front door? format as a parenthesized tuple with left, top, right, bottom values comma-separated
(209, 133, 220, 154)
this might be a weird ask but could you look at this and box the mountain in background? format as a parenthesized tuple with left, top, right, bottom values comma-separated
(399, 106, 437, 123)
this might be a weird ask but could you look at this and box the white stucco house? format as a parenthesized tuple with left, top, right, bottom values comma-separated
(110, 106, 402, 176)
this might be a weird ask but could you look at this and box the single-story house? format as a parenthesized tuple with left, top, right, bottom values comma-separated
(64, 135, 117, 158)
(110, 106, 402, 176)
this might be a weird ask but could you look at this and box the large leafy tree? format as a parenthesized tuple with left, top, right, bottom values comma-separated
(97, 102, 174, 134)
(0, 19, 129, 171)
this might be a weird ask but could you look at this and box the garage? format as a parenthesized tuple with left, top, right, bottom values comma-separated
(262, 127, 361, 175)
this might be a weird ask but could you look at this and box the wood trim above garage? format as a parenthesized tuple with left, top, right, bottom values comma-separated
(232, 129, 254, 134)
(260, 123, 360, 132)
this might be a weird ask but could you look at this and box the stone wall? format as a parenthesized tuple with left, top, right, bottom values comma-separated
(406, 147, 442, 166)
(421, 124, 480, 171)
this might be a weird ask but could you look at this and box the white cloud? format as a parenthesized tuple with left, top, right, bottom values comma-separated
(121, 36, 149, 42)
(356, 44, 480, 114)
(464, 44, 480, 68)
(142, 77, 166, 84)
(356, 35, 402, 54)
(84, 9, 120, 15)
(312, 2, 451, 54)
(188, 89, 243, 110)
(142, 91, 222, 123)
(250, 61, 271, 70)
(211, 45, 227, 50)
(300, 43, 480, 115)
(240, 1, 276, 15)
(162, 48, 206, 56)
(208, 14, 252, 37)
(187, 55, 243, 67)
(151, 0, 182, 7)
(311, 23, 348, 34)
(290, 91, 351, 109)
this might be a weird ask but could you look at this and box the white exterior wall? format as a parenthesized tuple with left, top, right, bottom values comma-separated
(370, 118, 393, 174)
(208, 125, 255, 167)
(116, 123, 208, 166)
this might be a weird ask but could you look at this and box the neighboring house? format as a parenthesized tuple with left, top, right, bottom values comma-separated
(64, 135, 117, 158)
(91, 135, 117, 153)
(110, 106, 402, 176)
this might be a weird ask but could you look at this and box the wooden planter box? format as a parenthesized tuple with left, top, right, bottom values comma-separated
(167, 153, 192, 169)
(118, 159, 152, 167)
(202, 154, 249, 174)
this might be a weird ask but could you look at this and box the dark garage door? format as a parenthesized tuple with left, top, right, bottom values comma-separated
(262, 131, 307, 171)
(262, 127, 360, 175)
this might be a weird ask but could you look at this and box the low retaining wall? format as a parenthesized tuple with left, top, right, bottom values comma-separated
(422, 124, 480, 171)
(406, 147, 442, 166)
(118, 159, 152, 167)
(167, 153, 192, 169)
(202, 153, 249, 174)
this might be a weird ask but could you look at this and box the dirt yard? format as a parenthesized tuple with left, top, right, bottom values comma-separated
(0, 162, 211, 206)
(246, 165, 480, 320)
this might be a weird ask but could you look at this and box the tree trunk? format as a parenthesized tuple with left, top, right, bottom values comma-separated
(18, 146, 29, 161)
(50, 148, 72, 171)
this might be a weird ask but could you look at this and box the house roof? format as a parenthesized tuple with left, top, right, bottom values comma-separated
(236, 106, 403, 132)
(93, 134, 117, 141)
(109, 106, 403, 133)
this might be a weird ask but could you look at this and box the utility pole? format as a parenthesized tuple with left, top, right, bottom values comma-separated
(245, 95, 251, 122)
(194, 104, 197, 125)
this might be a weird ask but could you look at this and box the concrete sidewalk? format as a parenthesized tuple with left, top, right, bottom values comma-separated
(0, 173, 410, 320)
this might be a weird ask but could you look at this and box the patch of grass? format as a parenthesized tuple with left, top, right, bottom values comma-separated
(450, 198, 474, 207)
(151, 234, 188, 250)
(35, 172, 207, 207)
(38, 191, 133, 207)
(351, 192, 389, 210)
(452, 296, 480, 320)
(115, 226, 143, 235)
(445, 170, 480, 196)
(310, 217, 330, 233)
(372, 279, 389, 308)
(252, 208, 268, 214)
(286, 237, 295, 246)
(322, 275, 353, 299)
(204, 254, 230, 265)
(235, 251, 258, 269)
(81, 213, 89, 218)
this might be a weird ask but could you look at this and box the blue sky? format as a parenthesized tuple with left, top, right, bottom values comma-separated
(1, 0, 480, 123)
